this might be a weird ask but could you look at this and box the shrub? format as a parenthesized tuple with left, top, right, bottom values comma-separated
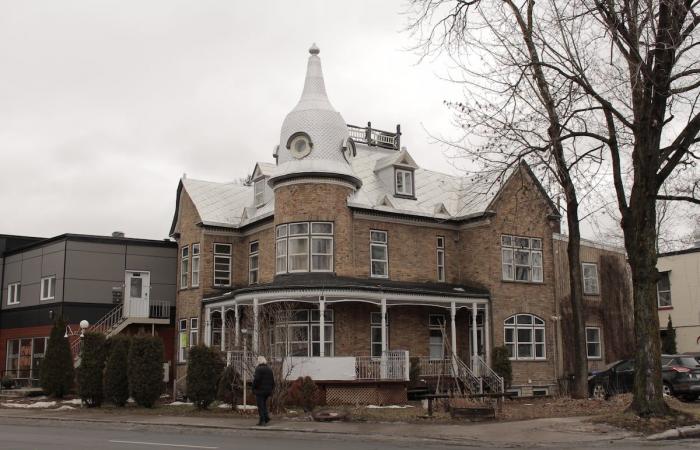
(1, 376, 14, 389)
(491, 346, 513, 389)
(77, 332, 106, 407)
(662, 315, 677, 355)
(187, 345, 225, 410)
(287, 376, 319, 412)
(104, 335, 131, 407)
(40, 318, 74, 398)
(128, 335, 164, 408)
(217, 365, 243, 409)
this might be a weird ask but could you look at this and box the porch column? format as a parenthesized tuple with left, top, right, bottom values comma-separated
(204, 307, 212, 346)
(253, 298, 259, 354)
(319, 297, 326, 357)
(450, 301, 457, 375)
(380, 298, 387, 379)
(484, 304, 491, 366)
(234, 302, 240, 347)
(220, 306, 226, 352)
(471, 302, 478, 374)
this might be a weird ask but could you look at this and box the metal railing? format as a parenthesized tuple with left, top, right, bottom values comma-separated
(454, 355, 482, 395)
(418, 358, 453, 377)
(347, 123, 401, 150)
(227, 351, 256, 379)
(149, 300, 171, 319)
(474, 355, 505, 394)
(356, 351, 407, 380)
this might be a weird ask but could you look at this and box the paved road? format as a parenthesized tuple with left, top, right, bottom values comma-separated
(0, 420, 698, 450)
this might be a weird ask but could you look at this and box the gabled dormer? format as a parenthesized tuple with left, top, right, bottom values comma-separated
(252, 162, 275, 208)
(374, 147, 419, 199)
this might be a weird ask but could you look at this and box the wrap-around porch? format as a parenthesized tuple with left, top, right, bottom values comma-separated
(202, 287, 499, 392)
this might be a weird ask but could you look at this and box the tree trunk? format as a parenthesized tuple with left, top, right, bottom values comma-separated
(565, 202, 588, 399)
(625, 164, 667, 416)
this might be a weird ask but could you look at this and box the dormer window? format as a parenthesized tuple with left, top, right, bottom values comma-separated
(395, 168, 414, 197)
(254, 178, 265, 207)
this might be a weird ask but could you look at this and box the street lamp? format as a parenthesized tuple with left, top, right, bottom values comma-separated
(64, 320, 90, 338)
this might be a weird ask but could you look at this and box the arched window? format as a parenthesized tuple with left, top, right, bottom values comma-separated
(504, 314, 546, 360)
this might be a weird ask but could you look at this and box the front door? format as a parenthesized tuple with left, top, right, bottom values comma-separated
(124, 271, 150, 318)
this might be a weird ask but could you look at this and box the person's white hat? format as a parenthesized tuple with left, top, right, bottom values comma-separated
(257, 355, 267, 365)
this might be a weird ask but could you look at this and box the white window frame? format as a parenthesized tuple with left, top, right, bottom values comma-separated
(271, 309, 334, 358)
(275, 222, 334, 274)
(7, 282, 20, 305)
(370, 312, 386, 359)
(586, 326, 602, 360)
(657, 271, 672, 308)
(190, 318, 199, 348)
(436, 236, 445, 282)
(254, 178, 265, 207)
(191, 243, 200, 288)
(276, 225, 288, 274)
(504, 314, 546, 361)
(428, 314, 446, 360)
(395, 168, 414, 196)
(213, 243, 232, 287)
(40, 276, 56, 301)
(370, 230, 389, 278)
(582, 263, 599, 295)
(180, 246, 189, 289)
(249, 241, 259, 284)
(501, 235, 543, 283)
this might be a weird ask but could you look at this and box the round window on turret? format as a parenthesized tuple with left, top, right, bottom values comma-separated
(287, 132, 313, 159)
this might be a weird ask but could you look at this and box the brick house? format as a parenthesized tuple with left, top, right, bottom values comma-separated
(170, 44, 630, 400)
(1, 233, 177, 385)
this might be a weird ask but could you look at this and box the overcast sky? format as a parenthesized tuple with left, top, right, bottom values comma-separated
(0, 0, 478, 240)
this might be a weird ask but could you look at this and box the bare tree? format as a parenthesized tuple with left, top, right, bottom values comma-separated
(410, 0, 700, 416)
(406, 0, 605, 399)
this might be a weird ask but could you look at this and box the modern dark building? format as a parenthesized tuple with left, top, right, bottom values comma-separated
(1, 233, 177, 385)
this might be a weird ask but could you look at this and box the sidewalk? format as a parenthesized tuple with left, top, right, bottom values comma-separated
(0, 408, 636, 447)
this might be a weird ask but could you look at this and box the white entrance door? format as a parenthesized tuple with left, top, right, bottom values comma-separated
(124, 271, 150, 318)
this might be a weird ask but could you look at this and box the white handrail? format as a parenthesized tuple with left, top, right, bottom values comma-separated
(474, 355, 504, 394)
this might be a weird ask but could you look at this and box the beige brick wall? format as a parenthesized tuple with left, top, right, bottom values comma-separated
(173, 169, 569, 390)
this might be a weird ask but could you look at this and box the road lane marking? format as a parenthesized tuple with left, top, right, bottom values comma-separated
(109, 440, 218, 449)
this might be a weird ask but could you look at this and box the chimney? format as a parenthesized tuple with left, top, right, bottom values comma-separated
(112, 231, 125, 238)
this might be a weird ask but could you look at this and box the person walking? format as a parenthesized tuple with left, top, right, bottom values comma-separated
(252, 355, 274, 426)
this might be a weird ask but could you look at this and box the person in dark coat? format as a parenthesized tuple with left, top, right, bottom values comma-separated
(252, 355, 274, 425)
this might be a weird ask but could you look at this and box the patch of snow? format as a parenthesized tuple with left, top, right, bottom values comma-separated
(236, 405, 258, 410)
(61, 399, 82, 405)
(366, 404, 414, 409)
(217, 403, 232, 409)
(54, 405, 76, 411)
(1, 401, 56, 409)
(160, 394, 170, 398)
(166, 401, 193, 406)
(127, 397, 135, 404)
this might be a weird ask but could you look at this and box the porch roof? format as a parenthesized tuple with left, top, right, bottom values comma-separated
(202, 274, 489, 306)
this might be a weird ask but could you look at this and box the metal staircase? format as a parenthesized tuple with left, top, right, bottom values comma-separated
(70, 300, 171, 365)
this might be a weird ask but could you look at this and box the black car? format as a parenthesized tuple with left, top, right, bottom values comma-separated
(588, 360, 635, 400)
(661, 355, 700, 401)
(588, 357, 700, 400)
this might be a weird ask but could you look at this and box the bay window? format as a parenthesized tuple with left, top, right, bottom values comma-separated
(275, 222, 333, 274)
(370, 230, 388, 278)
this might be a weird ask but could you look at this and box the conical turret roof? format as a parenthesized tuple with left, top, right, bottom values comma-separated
(270, 44, 360, 187)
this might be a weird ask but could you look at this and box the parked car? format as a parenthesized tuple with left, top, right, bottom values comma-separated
(588, 360, 634, 400)
(661, 355, 700, 401)
(588, 357, 700, 401)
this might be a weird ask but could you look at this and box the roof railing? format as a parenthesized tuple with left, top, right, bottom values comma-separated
(347, 122, 401, 150)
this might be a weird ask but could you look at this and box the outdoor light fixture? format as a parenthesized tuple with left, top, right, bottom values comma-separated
(64, 320, 90, 338)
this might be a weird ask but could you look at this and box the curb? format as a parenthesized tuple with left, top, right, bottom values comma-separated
(647, 424, 700, 441)
(0, 413, 480, 446)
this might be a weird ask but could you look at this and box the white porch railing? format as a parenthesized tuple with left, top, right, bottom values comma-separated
(418, 358, 452, 377)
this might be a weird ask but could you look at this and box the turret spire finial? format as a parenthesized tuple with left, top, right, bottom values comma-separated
(309, 43, 320, 55)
